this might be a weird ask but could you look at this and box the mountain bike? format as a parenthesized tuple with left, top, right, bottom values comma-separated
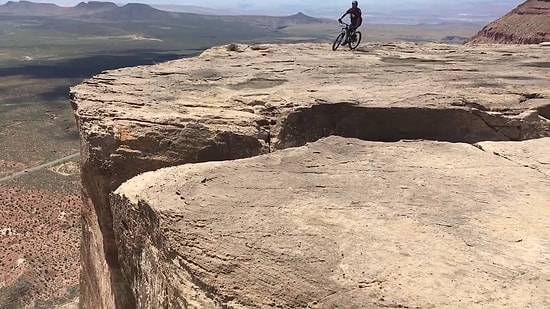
(332, 21, 362, 51)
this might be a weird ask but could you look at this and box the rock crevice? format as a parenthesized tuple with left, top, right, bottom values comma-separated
(274, 104, 549, 149)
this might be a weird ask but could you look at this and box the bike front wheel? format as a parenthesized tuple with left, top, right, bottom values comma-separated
(349, 31, 362, 50)
(332, 32, 345, 51)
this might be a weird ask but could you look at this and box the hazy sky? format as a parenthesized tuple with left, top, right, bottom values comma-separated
(33, 0, 526, 9)
(47, 0, 356, 5)
(15, 0, 526, 18)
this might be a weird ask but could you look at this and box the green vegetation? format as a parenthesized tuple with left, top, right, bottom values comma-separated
(34, 284, 79, 309)
(0, 276, 31, 309)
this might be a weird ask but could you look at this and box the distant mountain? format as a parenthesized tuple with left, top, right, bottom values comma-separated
(0, 1, 330, 26)
(70, 1, 118, 15)
(77, 3, 179, 20)
(0, 0, 62, 15)
(286, 12, 320, 23)
(0, 1, 180, 20)
(467, 0, 550, 44)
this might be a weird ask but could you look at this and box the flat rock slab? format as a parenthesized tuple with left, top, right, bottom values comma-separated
(72, 43, 550, 152)
(113, 136, 550, 309)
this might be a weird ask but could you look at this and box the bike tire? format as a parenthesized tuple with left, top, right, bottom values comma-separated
(332, 32, 345, 51)
(349, 31, 362, 50)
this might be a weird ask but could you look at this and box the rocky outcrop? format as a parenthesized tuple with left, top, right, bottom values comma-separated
(467, 0, 550, 44)
(70, 42, 550, 308)
(111, 136, 550, 308)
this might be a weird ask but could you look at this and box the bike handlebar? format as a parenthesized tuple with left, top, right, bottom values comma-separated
(338, 20, 350, 27)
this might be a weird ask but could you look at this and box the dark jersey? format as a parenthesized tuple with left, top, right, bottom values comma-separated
(346, 7, 362, 27)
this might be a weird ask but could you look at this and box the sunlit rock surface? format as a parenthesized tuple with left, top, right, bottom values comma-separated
(71, 42, 550, 308)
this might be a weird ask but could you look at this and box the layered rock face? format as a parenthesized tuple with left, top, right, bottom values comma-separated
(468, 0, 550, 44)
(70, 42, 550, 308)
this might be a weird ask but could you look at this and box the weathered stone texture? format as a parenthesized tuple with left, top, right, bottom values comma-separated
(468, 0, 550, 44)
(112, 136, 550, 308)
(71, 42, 550, 308)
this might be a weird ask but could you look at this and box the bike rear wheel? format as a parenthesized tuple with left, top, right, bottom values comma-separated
(332, 32, 345, 51)
(349, 31, 362, 50)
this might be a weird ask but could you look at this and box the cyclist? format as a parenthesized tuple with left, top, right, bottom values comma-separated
(338, 1, 362, 43)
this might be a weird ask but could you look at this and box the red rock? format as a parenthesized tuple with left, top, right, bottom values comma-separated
(467, 0, 550, 44)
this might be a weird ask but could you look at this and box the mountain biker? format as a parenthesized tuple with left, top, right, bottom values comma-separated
(338, 1, 362, 42)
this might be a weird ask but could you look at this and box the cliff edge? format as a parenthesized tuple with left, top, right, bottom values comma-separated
(71, 42, 550, 308)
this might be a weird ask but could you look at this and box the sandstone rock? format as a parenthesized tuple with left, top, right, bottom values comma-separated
(477, 137, 550, 177)
(112, 136, 550, 308)
(467, 0, 550, 44)
(70, 42, 550, 308)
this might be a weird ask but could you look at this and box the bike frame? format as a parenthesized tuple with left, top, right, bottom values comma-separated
(340, 22, 355, 41)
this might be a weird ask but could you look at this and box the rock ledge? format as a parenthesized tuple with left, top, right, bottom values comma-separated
(71, 42, 550, 308)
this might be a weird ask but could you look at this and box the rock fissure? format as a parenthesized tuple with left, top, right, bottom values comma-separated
(469, 109, 519, 139)
(112, 117, 190, 128)
(489, 150, 550, 178)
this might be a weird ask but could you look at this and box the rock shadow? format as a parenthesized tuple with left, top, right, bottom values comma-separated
(275, 103, 549, 149)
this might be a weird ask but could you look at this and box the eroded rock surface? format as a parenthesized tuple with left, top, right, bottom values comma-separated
(468, 0, 550, 44)
(112, 136, 550, 308)
(70, 42, 550, 308)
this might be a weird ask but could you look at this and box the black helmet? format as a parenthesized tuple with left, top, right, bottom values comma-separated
(352, 1, 358, 6)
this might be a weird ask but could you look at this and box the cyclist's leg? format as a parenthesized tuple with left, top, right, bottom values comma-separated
(350, 24, 357, 40)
